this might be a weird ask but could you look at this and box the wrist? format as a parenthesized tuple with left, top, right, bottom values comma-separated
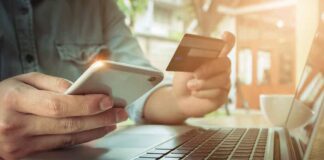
(143, 86, 188, 124)
(169, 86, 191, 119)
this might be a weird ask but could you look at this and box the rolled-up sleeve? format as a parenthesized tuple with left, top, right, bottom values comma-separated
(127, 75, 173, 123)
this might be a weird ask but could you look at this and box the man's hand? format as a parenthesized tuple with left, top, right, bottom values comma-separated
(0, 72, 128, 160)
(144, 32, 235, 124)
(173, 32, 235, 117)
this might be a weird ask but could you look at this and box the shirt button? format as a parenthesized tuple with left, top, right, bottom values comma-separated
(19, 7, 29, 15)
(25, 54, 34, 63)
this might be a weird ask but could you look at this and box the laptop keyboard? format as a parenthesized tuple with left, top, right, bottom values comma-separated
(135, 128, 268, 160)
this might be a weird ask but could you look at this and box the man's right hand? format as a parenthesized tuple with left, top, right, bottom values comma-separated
(0, 72, 128, 160)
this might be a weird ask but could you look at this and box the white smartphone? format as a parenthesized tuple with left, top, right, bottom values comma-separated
(65, 60, 164, 106)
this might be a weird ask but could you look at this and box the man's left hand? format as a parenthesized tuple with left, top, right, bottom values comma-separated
(172, 32, 235, 117)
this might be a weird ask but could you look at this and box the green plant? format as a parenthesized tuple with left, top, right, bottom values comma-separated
(117, 0, 148, 27)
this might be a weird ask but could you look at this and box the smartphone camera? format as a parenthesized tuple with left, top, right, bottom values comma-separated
(148, 76, 157, 82)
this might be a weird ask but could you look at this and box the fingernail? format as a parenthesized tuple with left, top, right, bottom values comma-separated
(222, 31, 229, 38)
(222, 33, 226, 39)
(116, 109, 128, 122)
(100, 97, 113, 111)
(187, 80, 196, 89)
(187, 79, 199, 89)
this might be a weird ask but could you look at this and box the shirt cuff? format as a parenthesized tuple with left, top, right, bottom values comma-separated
(126, 75, 173, 123)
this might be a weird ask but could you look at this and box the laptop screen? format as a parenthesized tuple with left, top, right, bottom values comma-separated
(285, 25, 324, 157)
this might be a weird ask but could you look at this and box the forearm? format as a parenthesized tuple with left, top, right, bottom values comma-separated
(143, 86, 187, 124)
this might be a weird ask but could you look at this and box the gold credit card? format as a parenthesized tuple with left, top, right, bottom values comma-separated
(166, 34, 225, 72)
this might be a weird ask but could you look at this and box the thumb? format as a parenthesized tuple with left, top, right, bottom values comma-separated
(219, 31, 235, 57)
(16, 72, 72, 93)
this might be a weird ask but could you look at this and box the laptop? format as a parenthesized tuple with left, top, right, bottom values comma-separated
(130, 28, 324, 160)
(26, 27, 323, 160)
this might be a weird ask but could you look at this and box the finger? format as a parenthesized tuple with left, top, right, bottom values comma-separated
(14, 88, 113, 117)
(16, 72, 72, 93)
(194, 57, 231, 79)
(187, 72, 231, 91)
(192, 88, 229, 100)
(29, 126, 116, 153)
(219, 31, 235, 57)
(25, 108, 127, 135)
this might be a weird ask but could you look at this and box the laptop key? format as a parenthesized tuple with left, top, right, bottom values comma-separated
(254, 149, 265, 153)
(147, 149, 170, 154)
(156, 139, 191, 150)
(183, 156, 206, 160)
(231, 158, 249, 160)
(139, 153, 163, 159)
(165, 153, 186, 158)
(218, 148, 234, 151)
(194, 149, 213, 153)
(208, 157, 229, 160)
(160, 158, 180, 160)
(208, 154, 228, 159)
(170, 149, 190, 154)
(253, 152, 265, 157)
(212, 150, 232, 155)
(234, 150, 252, 153)
(188, 152, 208, 156)
(177, 146, 194, 151)
(232, 153, 250, 157)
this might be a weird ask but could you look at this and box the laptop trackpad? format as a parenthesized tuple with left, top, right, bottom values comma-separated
(102, 125, 193, 148)
(25, 125, 193, 160)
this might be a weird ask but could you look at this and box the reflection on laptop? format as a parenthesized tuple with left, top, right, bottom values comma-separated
(134, 26, 324, 160)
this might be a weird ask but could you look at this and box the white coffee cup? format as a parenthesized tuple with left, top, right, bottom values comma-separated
(260, 94, 294, 127)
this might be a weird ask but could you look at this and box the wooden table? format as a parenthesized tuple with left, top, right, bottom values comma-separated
(186, 113, 272, 128)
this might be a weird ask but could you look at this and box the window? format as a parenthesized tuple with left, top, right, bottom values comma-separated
(238, 49, 253, 85)
(257, 50, 271, 85)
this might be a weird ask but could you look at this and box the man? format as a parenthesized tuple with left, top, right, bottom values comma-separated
(0, 0, 234, 159)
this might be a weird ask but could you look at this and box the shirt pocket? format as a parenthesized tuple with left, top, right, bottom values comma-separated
(55, 43, 109, 65)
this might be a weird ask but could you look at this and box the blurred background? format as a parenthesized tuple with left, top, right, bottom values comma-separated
(117, 0, 320, 116)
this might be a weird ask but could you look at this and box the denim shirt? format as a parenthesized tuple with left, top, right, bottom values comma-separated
(0, 0, 163, 122)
